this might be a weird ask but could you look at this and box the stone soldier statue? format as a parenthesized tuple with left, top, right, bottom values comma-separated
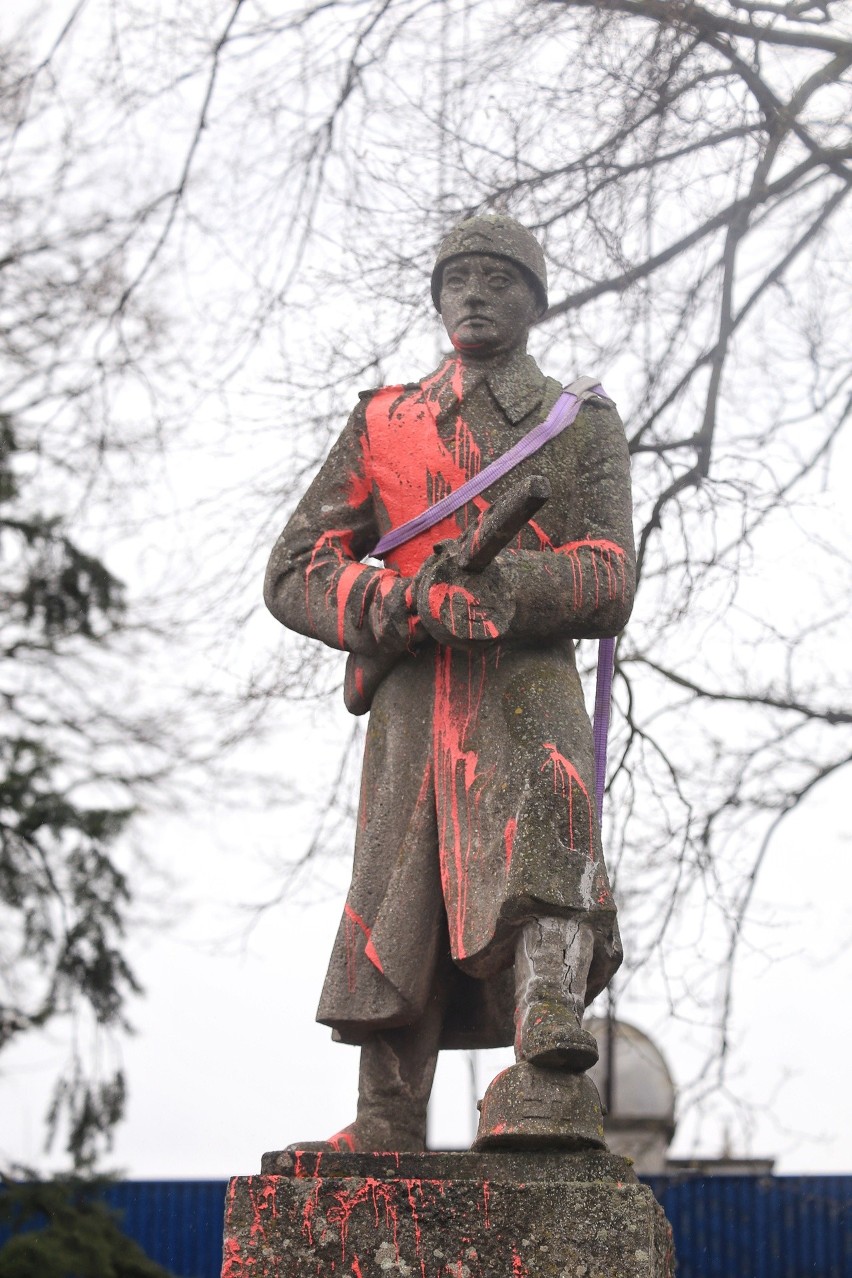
(264, 214, 635, 1152)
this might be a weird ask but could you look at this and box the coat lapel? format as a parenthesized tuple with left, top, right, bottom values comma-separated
(418, 351, 549, 428)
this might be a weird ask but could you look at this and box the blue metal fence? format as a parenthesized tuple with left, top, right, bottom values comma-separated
(647, 1175, 852, 1278)
(100, 1180, 227, 1278)
(3, 1175, 850, 1276)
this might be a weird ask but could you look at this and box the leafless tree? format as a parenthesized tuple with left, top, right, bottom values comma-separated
(3, 0, 850, 1153)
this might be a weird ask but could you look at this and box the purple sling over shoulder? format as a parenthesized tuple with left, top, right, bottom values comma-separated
(370, 377, 617, 825)
(371, 382, 605, 557)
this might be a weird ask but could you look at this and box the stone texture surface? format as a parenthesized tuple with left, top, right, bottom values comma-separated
(473, 1063, 606, 1151)
(262, 217, 636, 1064)
(221, 1151, 675, 1277)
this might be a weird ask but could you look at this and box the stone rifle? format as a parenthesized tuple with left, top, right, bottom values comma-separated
(343, 472, 551, 715)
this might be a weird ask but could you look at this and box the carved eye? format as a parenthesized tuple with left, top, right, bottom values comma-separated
(442, 270, 467, 289)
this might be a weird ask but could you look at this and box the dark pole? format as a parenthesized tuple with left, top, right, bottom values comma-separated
(604, 985, 616, 1116)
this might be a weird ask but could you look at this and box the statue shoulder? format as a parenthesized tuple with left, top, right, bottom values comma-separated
(356, 381, 419, 405)
(564, 374, 617, 411)
(351, 382, 421, 430)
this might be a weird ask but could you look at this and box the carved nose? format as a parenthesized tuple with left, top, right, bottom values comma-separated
(461, 276, 485, 304)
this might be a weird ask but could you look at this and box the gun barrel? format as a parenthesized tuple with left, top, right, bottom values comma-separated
(345, 473, 552, 715)
(457, 473, 551, 572)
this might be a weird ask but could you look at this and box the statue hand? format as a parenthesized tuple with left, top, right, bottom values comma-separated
(414, 545, 516, 647)
(368, 576, 426, 653)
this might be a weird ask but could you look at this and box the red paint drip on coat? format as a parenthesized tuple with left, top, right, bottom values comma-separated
(433, 647, 494, 960)
(503, 817, 517, 873)
(362, 367, 486, 577)
(555, 537, 627, 609)
(540, 743, 593, 854)
(304, 527, 384, 646)
(344, 902, 384, 989)
(522, 526, 629, 611)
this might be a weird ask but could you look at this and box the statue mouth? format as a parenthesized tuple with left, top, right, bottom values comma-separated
(451, 339, 492, 356)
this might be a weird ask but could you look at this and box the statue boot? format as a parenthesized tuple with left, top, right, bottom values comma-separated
(348, 1018, 440, 1151)
(290, 988, 445, 1154)
(514, 915, 599, 1071)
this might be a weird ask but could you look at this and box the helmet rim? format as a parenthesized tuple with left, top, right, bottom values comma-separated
(431, 215, 548, 316)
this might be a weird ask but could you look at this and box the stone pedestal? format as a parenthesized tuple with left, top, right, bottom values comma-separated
(221, 1149, 675, 1277)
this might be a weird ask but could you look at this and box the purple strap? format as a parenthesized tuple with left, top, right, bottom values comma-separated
(592, 636, 616, 826)
(371, 384, 604, 557)
(370, 379, 616, 823)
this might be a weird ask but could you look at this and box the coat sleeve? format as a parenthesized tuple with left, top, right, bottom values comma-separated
(263, 402, 414, 656)
(503, 397, 636, 641)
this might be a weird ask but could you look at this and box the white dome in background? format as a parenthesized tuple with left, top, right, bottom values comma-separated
(586, 1017, 676, 1124)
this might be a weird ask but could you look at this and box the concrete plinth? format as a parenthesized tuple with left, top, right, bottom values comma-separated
(221, 1149, 675, 1277)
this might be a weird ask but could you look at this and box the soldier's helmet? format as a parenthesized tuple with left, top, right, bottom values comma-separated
(431, 214, 548, 316)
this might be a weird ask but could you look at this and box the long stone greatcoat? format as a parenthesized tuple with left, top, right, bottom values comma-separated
(264, 351, 636, 1049)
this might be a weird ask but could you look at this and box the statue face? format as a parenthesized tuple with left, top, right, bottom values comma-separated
(438, 253, 539, 358)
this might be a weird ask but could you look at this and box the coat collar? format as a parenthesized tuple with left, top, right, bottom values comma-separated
(420, 350, 548, 426)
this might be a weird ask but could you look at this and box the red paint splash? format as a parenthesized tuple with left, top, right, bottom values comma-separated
(403, 1179, 424, 1263)
(450, 334, 489, 354)
(220, 1237, 244, 1277)
(302, 1179, 323, 1247)
(328, 1178, 395, 1265)
(512, 1250, 530, 1276)
(482, 1181, 491, 1229)
(293, 1150, 322, 1179)
(503, 817, 517, 873)
(427, 582, 500, 641)
(433, 647, 495, 959)
(250, 1178, 279, 1236)
(220, 1180, 244, 1278)
(540, 742, 593, 853)
(343, 902, 384, 991)
(335, 562, 369, 647)
(555, 537, 628, 609)
(363, 360, 487, 577)
(300, 1174, 449, 1269)
(526, 528, 628, 613)
(304, 526, 399, 650)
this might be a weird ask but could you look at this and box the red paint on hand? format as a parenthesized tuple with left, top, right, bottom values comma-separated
(427, 582, 500, 642)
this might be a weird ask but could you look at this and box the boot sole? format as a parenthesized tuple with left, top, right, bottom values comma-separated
(527, 1040, 599, 1070)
